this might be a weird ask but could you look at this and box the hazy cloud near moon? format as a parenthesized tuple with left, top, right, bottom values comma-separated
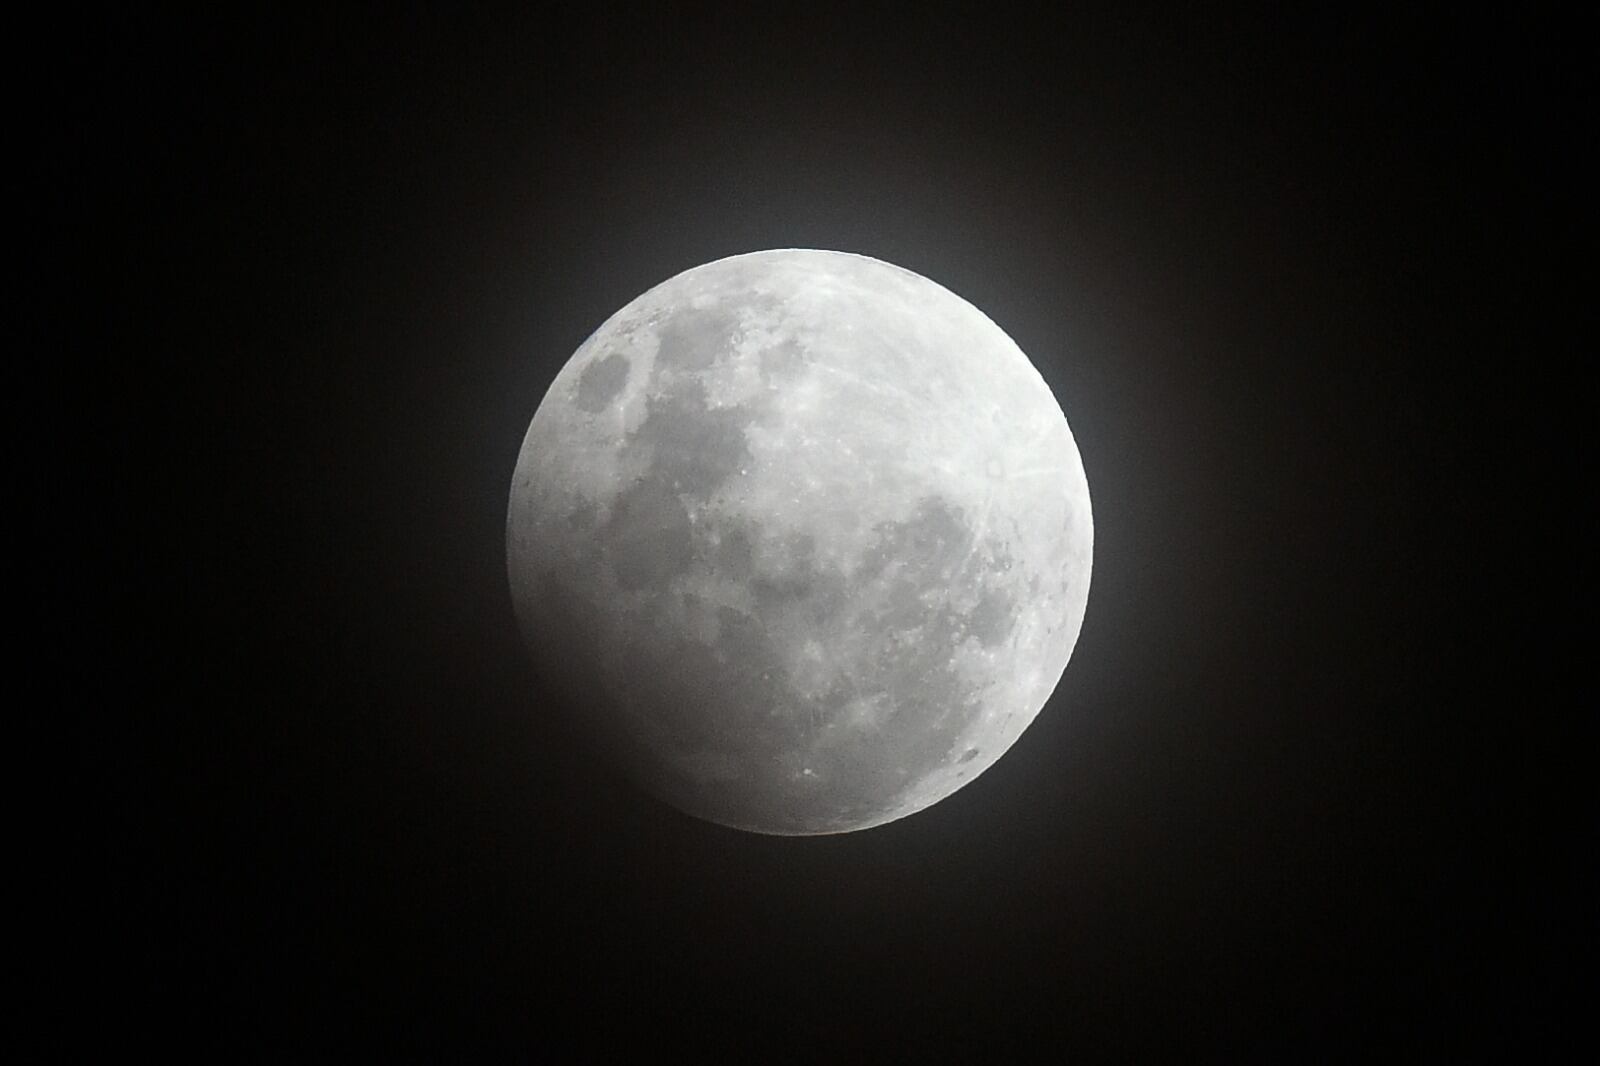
(508, 249, 1092, 834)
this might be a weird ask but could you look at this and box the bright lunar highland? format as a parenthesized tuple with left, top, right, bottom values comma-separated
(508, 249, 1092, 834)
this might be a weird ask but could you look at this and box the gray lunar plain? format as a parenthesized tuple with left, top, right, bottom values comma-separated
(508, 249, 1092, 834)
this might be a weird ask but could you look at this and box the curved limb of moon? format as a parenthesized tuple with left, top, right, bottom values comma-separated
(507, 249, 1093, 834)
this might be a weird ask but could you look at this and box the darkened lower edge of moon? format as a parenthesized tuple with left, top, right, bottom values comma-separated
(517, 488, 1029, 836)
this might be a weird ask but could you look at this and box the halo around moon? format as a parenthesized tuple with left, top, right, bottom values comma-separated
(508, 249, 1091, 834)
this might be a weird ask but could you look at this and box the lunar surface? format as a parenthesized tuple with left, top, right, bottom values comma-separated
(507, 249, 1092, 834)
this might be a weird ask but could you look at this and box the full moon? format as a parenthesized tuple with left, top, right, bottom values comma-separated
(508, 249, 1092, 834)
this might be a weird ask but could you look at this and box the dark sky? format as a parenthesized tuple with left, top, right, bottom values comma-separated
(65, 7, 1581, 1057)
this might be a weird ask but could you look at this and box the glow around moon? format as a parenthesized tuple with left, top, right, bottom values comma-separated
(508, 249, 1091, 834)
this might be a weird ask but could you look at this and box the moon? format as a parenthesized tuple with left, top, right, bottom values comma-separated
(508, 249, 1092, 834)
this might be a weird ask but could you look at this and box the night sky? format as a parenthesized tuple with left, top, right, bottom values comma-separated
(66, 7, 1581, 1056)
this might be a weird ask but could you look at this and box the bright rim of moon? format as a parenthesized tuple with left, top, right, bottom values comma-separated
(508, 249, 1092, 834)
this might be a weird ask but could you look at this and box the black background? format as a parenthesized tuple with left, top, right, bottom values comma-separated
(61, 6, 1581, 1057)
